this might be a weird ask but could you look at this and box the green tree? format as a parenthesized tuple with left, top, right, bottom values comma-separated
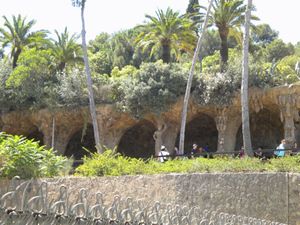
(72, 0, 101, 152)
(111, 30, 136, 69)
(264, 39, 294, 62)
(251, 23, 278, 46)
(0, 15, 48, 68)
(136, 7, 197, 63)
(51, 27, 83, 72)
(88, 32, 112, 74)
(209, 0, 258, 69)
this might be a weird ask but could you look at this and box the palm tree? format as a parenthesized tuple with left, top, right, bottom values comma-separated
(51, 27, 83, 72)
(241, 0, 253, 156)
(136, 7, 197, 63)
(0, 15, 48, 68)
(179, 0, 213, 155)
(72, 0, 101, 152)
(210, 0, 255, 69)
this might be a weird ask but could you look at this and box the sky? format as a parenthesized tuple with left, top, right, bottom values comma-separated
(0, 0, 299, 44)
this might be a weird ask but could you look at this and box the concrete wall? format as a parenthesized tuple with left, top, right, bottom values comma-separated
(4, 173, 295, 224)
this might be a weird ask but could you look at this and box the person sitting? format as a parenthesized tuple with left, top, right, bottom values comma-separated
(291, 142, 299, 156)
(191, 143, 198, 157)
(158, 145, 170, 162)
(254, 147, 263, 159)
(238, 146, 245, 158)
(274, 139, 286, 157)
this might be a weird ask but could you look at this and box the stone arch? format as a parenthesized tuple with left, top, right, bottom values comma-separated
(26, 126, 44, 146)
(118, 120, 156, 158)
(235, 108, 283, 150)
(64, 124, 96, 160)
(176, 113, 218, 153)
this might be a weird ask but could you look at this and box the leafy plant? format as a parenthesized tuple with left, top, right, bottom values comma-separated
(75, 148, 300, 177)
(0, 132, 71, 179)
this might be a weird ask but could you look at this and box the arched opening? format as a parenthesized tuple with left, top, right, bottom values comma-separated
(118, 120, 156, 158)
(235, 108, 283, 150)
(26, 126, 44, 146)
(65, 124, 96, 160)
(176, 113, 218, 154)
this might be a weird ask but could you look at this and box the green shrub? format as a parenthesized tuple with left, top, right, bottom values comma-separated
(75, 151, 300, 177)
(75, 150, 146, 176)
(0, 132, 71, 179)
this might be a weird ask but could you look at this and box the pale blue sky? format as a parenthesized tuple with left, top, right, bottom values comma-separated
(0, 0, 299, 44)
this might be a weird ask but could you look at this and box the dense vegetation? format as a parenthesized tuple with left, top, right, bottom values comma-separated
(0, 133, 71, 179)
(0, 0, 299, 117)
(75, 150, 300, 176)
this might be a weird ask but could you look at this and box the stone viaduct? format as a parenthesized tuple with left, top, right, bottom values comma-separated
(1, 84, 300, 159)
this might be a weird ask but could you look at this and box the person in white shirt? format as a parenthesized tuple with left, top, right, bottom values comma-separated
(274, 139, 286, 157)
(158, 145, 169, 162)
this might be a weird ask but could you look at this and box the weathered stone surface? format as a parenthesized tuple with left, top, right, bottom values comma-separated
(1, 85, 300, 156)
(1, 173, 298, 224)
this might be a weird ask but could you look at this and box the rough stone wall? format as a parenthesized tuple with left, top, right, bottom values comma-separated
(2, 85, 300, 156)
(3, 173, 295, 224)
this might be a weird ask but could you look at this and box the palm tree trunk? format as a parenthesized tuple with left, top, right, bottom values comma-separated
(219, 31, 228, 71)
(162, 44, 171, 63)
(241, 0, 253, 156)
(12, 48, 22, 69)
(80, 1, 102, 153)
(179, 0, 213, 155)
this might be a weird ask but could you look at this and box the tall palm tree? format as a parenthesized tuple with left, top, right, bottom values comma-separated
(72, 0, 101, 153)
(179, 0, 213, 155)
(136, 7, 197, 63)
(0, 15, 48, 68)
(51, 27, 83, 72)
(241, 0, 253, 156)
(210, 0, 256, 69)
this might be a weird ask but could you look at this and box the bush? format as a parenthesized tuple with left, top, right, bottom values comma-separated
(75, 151, 300, 177)
(75, 150, 146, 176)
(0, 132, 71, 179)
(113, 61, 192, 117)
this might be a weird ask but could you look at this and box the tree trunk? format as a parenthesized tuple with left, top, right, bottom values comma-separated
(12, 48, 21, 69)
(179, 0, 213, 155)
(219, 30, 228, 71)
(80, 2, 102, 153)
(241, 0, 253, 156)
(162, 44, 171, 63)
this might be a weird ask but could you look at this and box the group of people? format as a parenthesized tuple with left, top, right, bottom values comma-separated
(159, 139, 300, 163)
(238, 139, 300, 159)
(158, 143, 211, 162)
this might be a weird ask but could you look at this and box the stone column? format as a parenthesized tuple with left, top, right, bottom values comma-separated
(277, 94, 299, 148)
(153, 119, 167, 156)
(162, 123, 179, 154)
(215, 107, 228, 152)
(36, 118, 52, 150)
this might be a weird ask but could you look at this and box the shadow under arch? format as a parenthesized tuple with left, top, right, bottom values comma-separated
(176, 113, 218, 154)
(65, 124, 96, 160)
(26, 126, 44, 146)
(235, 108, 283, 150)
(118, 120, 156, 159)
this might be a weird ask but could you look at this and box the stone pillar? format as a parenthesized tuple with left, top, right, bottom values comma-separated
(277, 94, 299, 148)
(162, 123, 179, 154)
(215, 107, 228, 152)
(36, 118, 52, 150)
(153, 119, 167, 156)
